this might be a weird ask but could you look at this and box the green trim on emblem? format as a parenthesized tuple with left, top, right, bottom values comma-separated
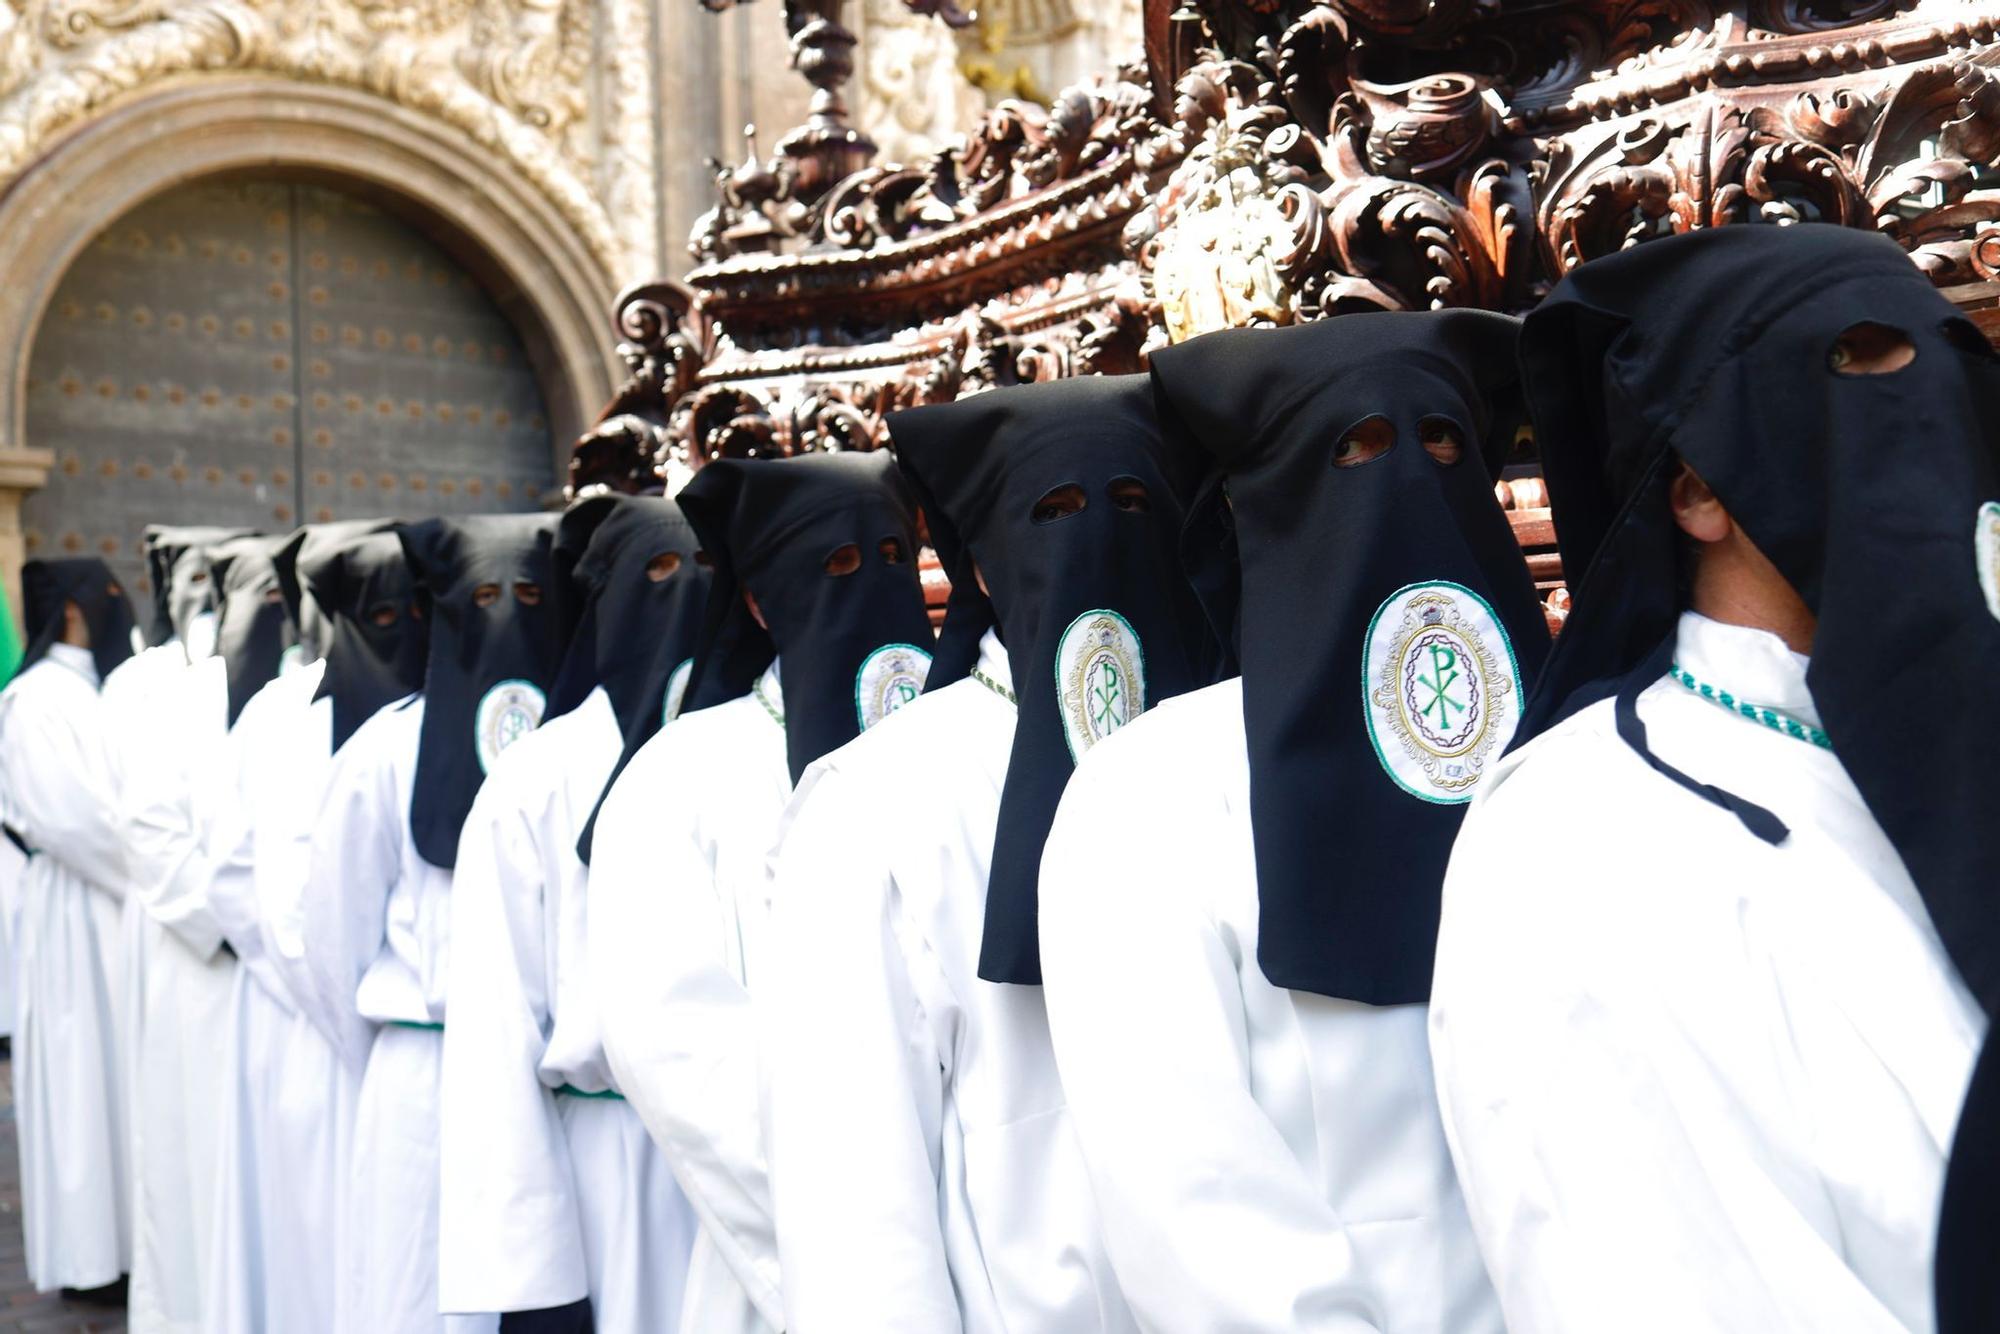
(853, 642, 934, 730)
(1359, 579, 1522, 806)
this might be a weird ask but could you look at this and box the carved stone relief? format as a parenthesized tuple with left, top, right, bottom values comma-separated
(0, 0, 664, 284)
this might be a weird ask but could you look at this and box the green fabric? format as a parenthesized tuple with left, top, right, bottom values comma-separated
(555, 1084, 625, 1101)
(387, 1019, 445, 1032)
(0, 581, 21, 687)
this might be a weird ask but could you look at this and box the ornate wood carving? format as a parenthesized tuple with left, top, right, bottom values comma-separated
(581, 0, 2000, 617)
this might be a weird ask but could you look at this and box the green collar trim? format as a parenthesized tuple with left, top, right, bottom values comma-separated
(1668, 663, 1831, 751)
(971, 665, 1017, 708)
(752, 677, 785, 730)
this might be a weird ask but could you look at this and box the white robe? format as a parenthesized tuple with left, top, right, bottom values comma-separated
(593, 664, 792, 1334)
(0, 808, 24, 1039)
(439, 686, 697, 1330)
(300, 694, 497, 1334)
(99, 623, 212, 1255)
(1428, 611, 1987, 1334)
(0, 647, 131, 1290)
(1037, 675, 1501, 1334)
(120, 646, 240, 1334)
(764, 631, 1137, 1334)
(202, 660, 358, 1334)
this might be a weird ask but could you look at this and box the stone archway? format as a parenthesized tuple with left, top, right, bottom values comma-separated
(0, 76, 623, 622)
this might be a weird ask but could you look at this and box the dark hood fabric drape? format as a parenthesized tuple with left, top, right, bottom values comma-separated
(1151, 311, 1549, 1005)
(1938, 1034, 2000, 1333)
(207, 534, 302, 728)
(20, 557, 138, 683)
(888, 373, 1223, 985)
(1518, 222, 2000, 1015)
(675, 450, 935, 785)
(400, 514, 562, 869)
(567, 495, 713, 864)
(143, 524, 255, 648)
(284, 522, 427, 753)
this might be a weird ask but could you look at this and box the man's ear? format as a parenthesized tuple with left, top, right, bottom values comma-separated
(62, 599, 91, 648)
(973, 562, 989, 598)
(743, 587, 768, 630)
(1669, 461, 1734, 544)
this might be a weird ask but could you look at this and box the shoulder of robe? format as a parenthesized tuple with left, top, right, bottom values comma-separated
(804, 674, 994, 791)
(1067, 676, 1246, 801)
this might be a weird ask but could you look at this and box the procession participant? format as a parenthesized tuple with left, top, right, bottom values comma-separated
(122, 532, 296, 1334)
(1036, 313, 1542, 1333)
(760, 375, 1217, 1333)
(1428, 225, 1990, 1332)
(302, 512, 559, 1334)
(439, 495, 706, 1333)
(0, 558, 137, 1294)
(591, 450, 934, 1334)
(203, 520, 420, 1334)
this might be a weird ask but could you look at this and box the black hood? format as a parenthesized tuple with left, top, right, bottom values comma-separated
(208, 534, 302, 728)
(400, 514, 562, 868)
(1152, 311, 1549, 1005)
(675, 450, 935, 784)
(20, 557, 138, 683)
(543, 495, 625, 725)
(143, 524, 255, 648)
(1938, 1034, 2000, 1333)
(888, 374, 1224, 985)
(565, 495, 714, 863)
(283, 522, 427, 752)
(1519, 223, 2000, 1014)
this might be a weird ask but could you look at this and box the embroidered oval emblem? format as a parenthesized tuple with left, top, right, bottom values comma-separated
(474, 678, 545, 775)
(1361, 581, 1521, 804)
(1055, 609, 1146, 762)
(855, 643, 933, 731)
(661, 657, 694, 726)
(1977, 501, 2000, 623)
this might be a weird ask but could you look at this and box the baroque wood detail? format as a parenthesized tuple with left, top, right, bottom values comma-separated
(577, 0, 2000, 614)
(0, 0, 658, 281)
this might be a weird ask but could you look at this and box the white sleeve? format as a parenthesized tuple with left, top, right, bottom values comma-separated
(763, 765, 962, 1334)
(1038, 743, 1385, 1334)
(1427, 773, 1917, 1334)
(0, 683, 130, 893)
(438, 768, 586, 1314)
(299, 723, 401, 1075)
(120, 675, 229, 959)
(202, 718, 265, 964)
(593, 750, 784, 1326)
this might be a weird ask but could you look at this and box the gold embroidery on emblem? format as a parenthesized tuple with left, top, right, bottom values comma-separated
(1368, 588, 1514, 799)
(1059, 613, 1143, 759)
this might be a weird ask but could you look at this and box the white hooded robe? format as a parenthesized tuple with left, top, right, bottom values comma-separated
(592, 663, 792, 1334)
(438, 685, 698, 1331)
(1037, 676, 1503, 1334)
(0, 645, 132, 1291)
(1428, 611, 1986, 1334)
(763, 632, 1137, 1334)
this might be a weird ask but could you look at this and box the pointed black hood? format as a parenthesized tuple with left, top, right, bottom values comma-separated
(888, 374, 1224, 985)
(1152, 311, 1549, 1004)
(675, 450, 935, 784)
(207, 533, 302, 728)
(1518, 223, 2000, 1014)
(20, 557, 138, 683)
(400, 514, 562, 868)
(564, 495, 715, 863)
(283, 521, 427, 752)
(143, 524, 254, 648)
